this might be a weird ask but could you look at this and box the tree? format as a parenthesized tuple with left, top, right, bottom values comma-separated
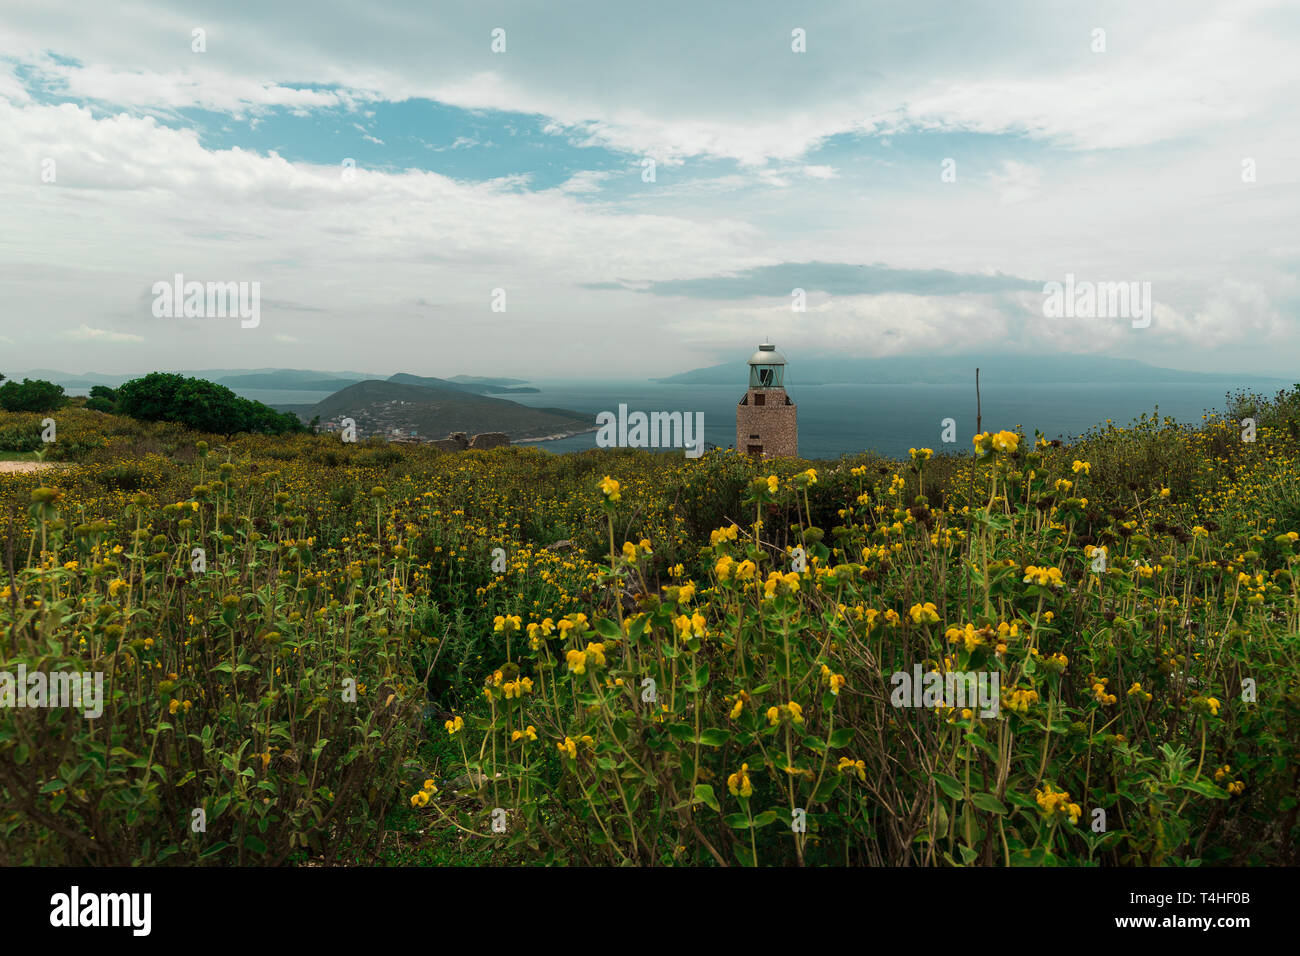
(85, 385, 118, 413)
(0, 378, 67, 413)
(115, 372, 305, 436)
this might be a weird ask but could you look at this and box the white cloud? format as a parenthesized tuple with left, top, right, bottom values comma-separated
(59, 325, 144, 343)
(989, 160, 1041, 205)
(0, 0, 1296, 376)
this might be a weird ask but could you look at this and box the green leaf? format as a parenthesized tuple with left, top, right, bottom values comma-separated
(666, 723, 694, 742)
(244, 834, 268, 855)
(812, 776, 842, 802)
(724, 813, 751, 830)
(934, 772, 965, 801)
(828, 727, 854, 748)
(199, 841, 231, 858)
(595, 618, 622, 640)
(693, 784, 720, 813)
(1179, 779, 1229, 799)
(696, 728, 731, 747)
(970, 792, 1007, 815)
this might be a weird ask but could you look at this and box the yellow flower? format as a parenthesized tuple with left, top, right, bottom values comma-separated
(566, 642, 607, 674)
(909, 447, 933, 462)
(108, 578, 128, 598)
(729, 691, 750, 719)
(763, 570, 801, 598)
(1005, 687, 1039, 713)
(599, 476, 621, 502)
(557, 737, 578, 760)
(837, 757, 867, 781)
(991, 430, 1020, 453)
(766, 474, 779, 494)
(1090, 676, 1118, 706)
(909, 602, 939, 625)
(445, 715, 464, 736)
(945, 623, 987, 653)
(1023, 565, 1064, 587)
(710, 524, 740, 546)
(727, 763, 753, 798)
(1034, 784, 1080, 824)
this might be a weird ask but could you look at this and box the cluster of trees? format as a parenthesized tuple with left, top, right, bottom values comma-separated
(0, 371, 306, 436)
(113, 373, 306, 435)
(0, 374, 67, 413)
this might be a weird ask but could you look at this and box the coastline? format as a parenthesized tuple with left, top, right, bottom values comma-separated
(515, 425, 599, 444)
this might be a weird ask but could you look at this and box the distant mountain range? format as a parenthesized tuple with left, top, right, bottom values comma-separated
(8, 367, 540, 395)
(386, 373, 538, 395)
(8, 367, 375, 390)
(653, 354, 1289, 386)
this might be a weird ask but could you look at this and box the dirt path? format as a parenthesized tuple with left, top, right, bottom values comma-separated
(0, 461, 60, 474)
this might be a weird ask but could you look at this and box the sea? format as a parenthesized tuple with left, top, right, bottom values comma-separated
(238, 379, 1288, 461)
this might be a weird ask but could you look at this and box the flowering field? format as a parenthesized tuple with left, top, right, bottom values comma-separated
(1, 392, 1298, 866)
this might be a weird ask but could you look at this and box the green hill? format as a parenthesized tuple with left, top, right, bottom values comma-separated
(299, 380, 588, 440)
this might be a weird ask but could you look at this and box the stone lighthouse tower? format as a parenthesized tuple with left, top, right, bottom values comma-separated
(736, 340, 797, 457)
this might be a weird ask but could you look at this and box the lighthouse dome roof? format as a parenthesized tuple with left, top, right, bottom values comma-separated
(747, 341, 787, 365)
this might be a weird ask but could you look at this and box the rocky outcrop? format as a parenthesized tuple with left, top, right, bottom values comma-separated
(429, 431, 510, 452)
(468, 432, 509, 450)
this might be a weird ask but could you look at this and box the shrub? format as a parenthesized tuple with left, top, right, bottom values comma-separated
(0, 378, 66, 413)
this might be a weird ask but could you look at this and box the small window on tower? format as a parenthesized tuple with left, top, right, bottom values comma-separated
(754, 393, 765, 406)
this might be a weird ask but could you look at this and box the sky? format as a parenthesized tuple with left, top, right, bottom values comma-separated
(0, 0, 1297, 381)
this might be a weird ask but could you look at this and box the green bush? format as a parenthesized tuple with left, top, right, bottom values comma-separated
(0, 378, 66, 413)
